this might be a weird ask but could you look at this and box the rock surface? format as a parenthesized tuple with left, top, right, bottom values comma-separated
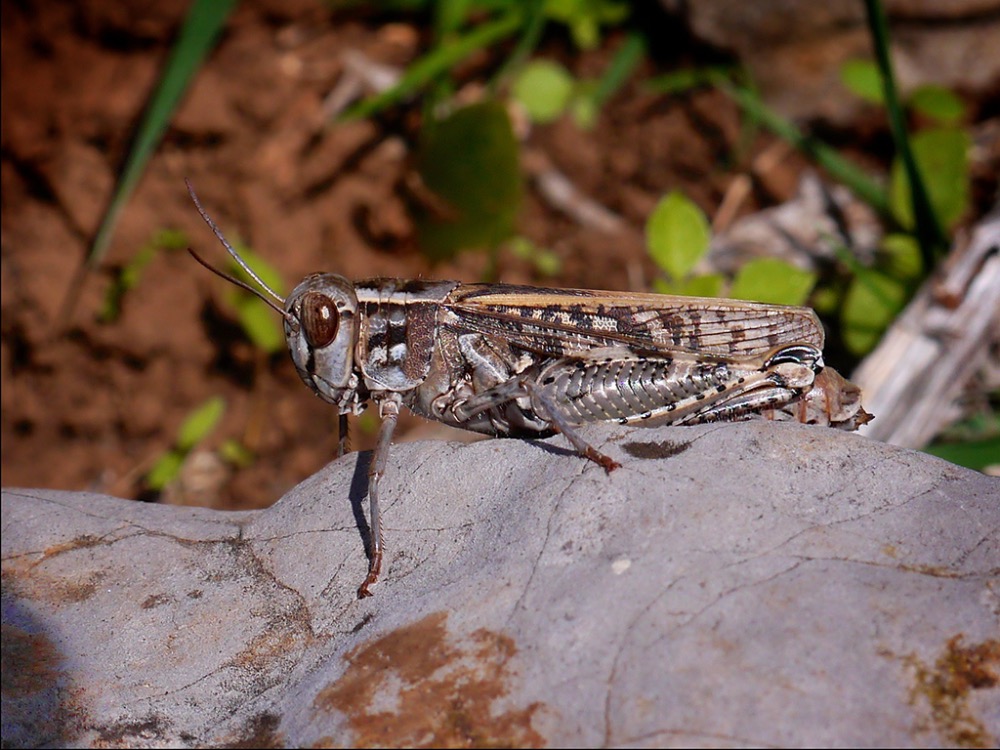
(3, 422, 998, 748)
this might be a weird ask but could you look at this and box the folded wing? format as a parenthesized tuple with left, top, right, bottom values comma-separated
(443, 284, 824, 360)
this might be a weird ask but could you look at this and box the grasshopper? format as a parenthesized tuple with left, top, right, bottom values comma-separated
(185, 182, 869, 597)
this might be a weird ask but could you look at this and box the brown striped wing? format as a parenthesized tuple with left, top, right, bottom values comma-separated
(442, 284, 824, 360)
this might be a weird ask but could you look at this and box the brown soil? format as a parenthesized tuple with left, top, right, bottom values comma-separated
(0, 1, 984, 509)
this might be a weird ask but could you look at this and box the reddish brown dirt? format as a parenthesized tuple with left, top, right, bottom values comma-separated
(2, 2, 982, 509)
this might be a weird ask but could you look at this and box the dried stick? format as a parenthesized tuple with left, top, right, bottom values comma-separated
(853, 211, 1000, 447)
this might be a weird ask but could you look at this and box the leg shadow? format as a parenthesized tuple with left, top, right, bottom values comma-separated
(348, 450, 373, 559)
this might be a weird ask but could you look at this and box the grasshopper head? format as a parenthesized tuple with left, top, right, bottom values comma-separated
(284, 274, 363, 412)
(185, 180, 365, 414)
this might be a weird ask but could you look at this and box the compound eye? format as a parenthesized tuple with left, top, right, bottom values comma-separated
(301, 292, 339, 348)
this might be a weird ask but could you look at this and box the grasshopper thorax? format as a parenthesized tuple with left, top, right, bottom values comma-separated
(285, 273, 364, 414)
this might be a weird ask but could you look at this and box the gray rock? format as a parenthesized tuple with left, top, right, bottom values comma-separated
(3, 422, 998, 748)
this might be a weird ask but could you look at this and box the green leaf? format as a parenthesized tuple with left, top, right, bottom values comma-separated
(512, 60, 575, 123)
(841, 270, 908, 355)
(934, 410, 1000, 443)
(839, 59, 884, 103)
(879, 233, 924, 280)
(100, 245, 156, 323)
(145, 450, 185, 491)
(232, 294, 286, 354)
(416, 101, 522, 260)
(356, 409, 381, 437)
(532, 249, 563, 276)
(226, 243, 285, 296)
(100, 229, 188, 323)
(225, 244, 286, 354)
(890, 127, 971, 231)
(509, 236, 562, 276)
(219, 438, 254, 468)
(176, 396, 226, 452)
(151, 227, 191, 251)
(908, 85, 965, 124)
(685, 273, 725, 298)
(569, 17, 600, 49)
(569, 90, 599, 129)
(809, 284, 841, 316)
(729, 258, 817, 306)
(924, 436, 1000, 472)
(544, 0, 629, 50)
(646, 192, 711, 281)
(121, 228, 188, 292)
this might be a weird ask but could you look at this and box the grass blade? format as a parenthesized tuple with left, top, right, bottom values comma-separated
(592, 32, 645, 107)
(85, 0, 237, 273)
(710, 72, 891, 218)
(862, 0, 948, 268)
(338, 10, 524, 122)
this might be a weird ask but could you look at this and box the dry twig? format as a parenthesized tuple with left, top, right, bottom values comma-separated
(853, 211, 1000, 448)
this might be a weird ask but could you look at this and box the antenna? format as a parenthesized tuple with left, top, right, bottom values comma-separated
(184, 179, 296, 328)
(185, 179, 287, 308)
